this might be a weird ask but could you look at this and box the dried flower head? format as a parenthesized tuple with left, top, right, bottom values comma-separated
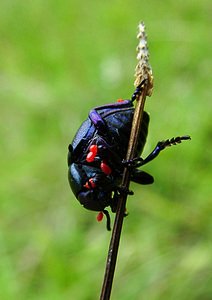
(134, 22, 154, 96)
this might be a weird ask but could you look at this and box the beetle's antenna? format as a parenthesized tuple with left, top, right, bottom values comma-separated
(100, 22, 153, 300)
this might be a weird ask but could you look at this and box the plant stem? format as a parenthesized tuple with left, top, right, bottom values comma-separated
(100, 83, 148, 300)
(100, 22, 153, 300)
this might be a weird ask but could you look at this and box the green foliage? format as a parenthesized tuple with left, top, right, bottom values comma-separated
(0, 0, 211, 299)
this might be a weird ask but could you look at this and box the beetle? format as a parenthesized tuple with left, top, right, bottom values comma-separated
(68, 82, 190, 230)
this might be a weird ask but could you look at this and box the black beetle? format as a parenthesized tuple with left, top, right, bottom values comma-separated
(68, 83, 190, 230)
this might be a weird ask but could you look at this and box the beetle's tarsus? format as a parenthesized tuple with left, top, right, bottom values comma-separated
(157, 135, 191, 150)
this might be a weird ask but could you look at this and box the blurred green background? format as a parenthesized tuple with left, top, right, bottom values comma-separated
(0, 1, 211, 299)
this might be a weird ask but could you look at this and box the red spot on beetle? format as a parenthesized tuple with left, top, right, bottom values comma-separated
(117, 98, 124, 102)
(101, 160, 112, 175)
(97, 211, 104, 222)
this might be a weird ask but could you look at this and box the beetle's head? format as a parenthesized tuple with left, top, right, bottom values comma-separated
(77, 189, 111, 211)
(68, 163, 111, 211)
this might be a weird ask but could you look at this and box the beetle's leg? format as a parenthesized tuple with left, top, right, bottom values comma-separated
(124, 135, 191, 167)
(109, 189, 131, 220)
(131, 170, 154, 185)
(141, 135, 191, 166)
(131, 80, 146, 102)
(117, 186, 134, 196)
(103, 210, 111, 231)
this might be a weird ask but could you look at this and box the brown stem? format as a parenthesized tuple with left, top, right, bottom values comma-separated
(99, 82, 148, 300)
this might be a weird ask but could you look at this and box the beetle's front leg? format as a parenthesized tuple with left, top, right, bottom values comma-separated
(131, 80, 146, 101)
(141, 135, 191, 166)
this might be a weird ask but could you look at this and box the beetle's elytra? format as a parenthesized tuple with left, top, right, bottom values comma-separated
(68, 83, 190, 230)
